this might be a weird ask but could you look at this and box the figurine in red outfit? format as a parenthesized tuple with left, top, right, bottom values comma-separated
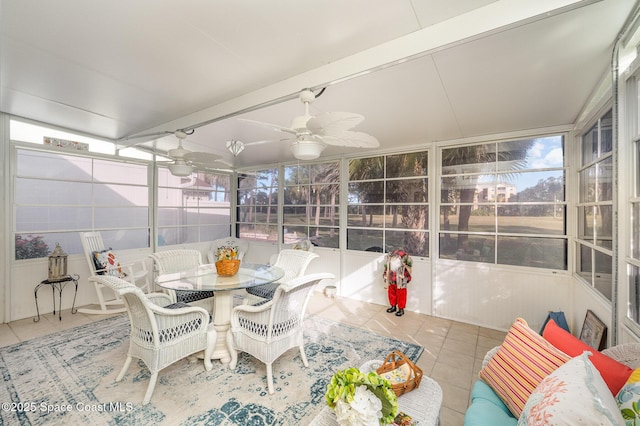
(383, 249, 413, 317)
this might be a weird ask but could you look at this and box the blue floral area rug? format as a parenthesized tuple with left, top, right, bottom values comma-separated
(0, 314, 422, 425)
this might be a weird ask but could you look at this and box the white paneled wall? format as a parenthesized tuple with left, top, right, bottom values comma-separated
(340, 251, 432, 315)
(433, 260, 572, 331)
(8, 241, 589, 335)
(571, 278, 619, 347)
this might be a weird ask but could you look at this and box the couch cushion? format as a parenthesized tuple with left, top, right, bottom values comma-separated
(543, 318, 632, 396)
(464, 379, 517, 425)
(519, 351, 624, 425)
(464, 380, 517, 426)
(479, 318, 571, 418)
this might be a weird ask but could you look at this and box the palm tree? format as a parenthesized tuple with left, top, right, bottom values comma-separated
(441, 140, 534, 255)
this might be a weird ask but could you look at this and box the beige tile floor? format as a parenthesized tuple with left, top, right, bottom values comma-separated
(0, 292, 506, 426)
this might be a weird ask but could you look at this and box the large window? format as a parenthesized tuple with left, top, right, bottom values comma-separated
(157, 168, 231, 246)
(439, 136, 566, 269)
(347, 152, 429, 256)
(237, 169, 278, 241)
(576, 110, 613, 301)
(283, 162, 340, 248)
(14, 148, 150, 259)
(629, 78, 640, 323)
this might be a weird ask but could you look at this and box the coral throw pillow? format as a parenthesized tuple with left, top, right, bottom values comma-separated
(479, 318, 571, 418)
(543, 318, 632, 396)
(519, 352, 624, 425)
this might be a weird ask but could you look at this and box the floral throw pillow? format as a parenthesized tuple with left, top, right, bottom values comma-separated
(617, 367, 640, 425)
(92, 249, 126, 279)
(518, 352, 624, 425)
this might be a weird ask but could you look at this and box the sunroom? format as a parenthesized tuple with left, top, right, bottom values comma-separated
(1, 0, 640, 348)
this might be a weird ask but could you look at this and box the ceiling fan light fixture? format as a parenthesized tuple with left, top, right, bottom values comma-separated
(290, 138, 326, 161)
(227, 139, 245, 156)
(168, 159, 194, 176)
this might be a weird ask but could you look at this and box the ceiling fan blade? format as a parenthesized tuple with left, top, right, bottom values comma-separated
(183, 151, 222, 165)
(306, 112, 364, 136)
(321, 131, 380, 148)
(244, 137, 293, 147)
(238, 118, 297, 135)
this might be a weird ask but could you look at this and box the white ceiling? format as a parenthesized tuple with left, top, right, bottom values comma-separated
(1, 0, 636, 168)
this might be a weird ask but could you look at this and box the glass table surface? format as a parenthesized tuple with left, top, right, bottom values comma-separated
(154, 262, 285, 366)
(155, 263, 284, 292)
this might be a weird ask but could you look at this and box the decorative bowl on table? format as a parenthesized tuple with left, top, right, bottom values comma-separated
(215, 259, 240, 276)
(215, 245, 241, 276)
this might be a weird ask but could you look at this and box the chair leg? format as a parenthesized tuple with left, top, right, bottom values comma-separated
(299, 344, 309, 367)
(142, 371, 158, 405)
(266, 363, 274, 394)
(77, 281, 126, 314)
(116, 356, 133, 382)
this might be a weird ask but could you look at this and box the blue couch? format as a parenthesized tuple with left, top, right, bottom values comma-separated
(464, 379, 516, 426)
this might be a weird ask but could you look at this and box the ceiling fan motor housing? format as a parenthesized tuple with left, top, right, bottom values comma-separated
(290, 137, 326, 160)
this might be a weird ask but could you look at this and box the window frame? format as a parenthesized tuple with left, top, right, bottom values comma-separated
(282, 161, 341, 249)
(156, 166, 232, 247)
(437, 135, 567, 270)
(236, 168, 279, 242)
(12, 144, 152, 259)
(575, 110, 614, 302)
(346, 150, 430, 256)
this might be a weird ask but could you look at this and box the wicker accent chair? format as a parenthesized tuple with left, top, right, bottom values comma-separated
(149, 249, 215, 314)
(90, 275, 216, 405)
(602, 343, 640, 369)
(208, 237, 249, 264)
(245, 249, 319, 303)
(78, 231, 151, 315)
(228, 272, 334, 394)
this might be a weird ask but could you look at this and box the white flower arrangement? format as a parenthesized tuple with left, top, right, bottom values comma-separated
(325, 367, 398, 425)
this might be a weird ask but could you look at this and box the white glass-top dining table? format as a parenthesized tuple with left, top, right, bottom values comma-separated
(155, 263, 284, 366)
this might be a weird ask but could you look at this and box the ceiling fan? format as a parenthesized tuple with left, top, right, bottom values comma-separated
(165, 130, 226, 176)
(236, 89, 379, 160)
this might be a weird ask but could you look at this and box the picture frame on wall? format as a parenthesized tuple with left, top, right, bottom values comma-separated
(579, 309, 607, 351)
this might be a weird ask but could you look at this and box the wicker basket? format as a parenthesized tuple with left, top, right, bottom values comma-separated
(215, 259, 240, 276)
(376, 350, 423, 397)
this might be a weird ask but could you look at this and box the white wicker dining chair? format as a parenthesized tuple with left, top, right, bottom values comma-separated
(208, 237, 249, 264)
(228, 272, 334, 394)
(78, 231, 151, 315)
(244, 249, 319, 303)
(90, 275, 216, 405)
(268, 239, 314, 266)
(149, 249, 215, 314)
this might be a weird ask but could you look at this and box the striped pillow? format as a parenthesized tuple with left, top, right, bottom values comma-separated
(479, 317, 571, 418)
